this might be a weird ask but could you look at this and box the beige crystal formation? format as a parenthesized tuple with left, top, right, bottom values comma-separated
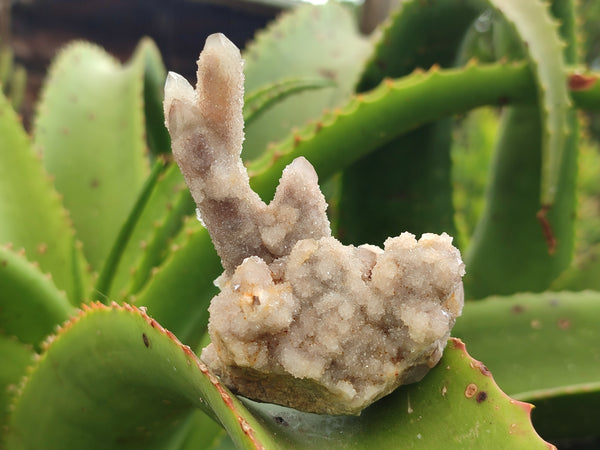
(164, 33, 465, 415)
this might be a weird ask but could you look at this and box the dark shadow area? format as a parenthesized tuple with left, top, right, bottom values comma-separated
(10, 0, 281, 127)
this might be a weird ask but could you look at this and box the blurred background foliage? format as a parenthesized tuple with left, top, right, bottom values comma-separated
(2, 1, 600, 447)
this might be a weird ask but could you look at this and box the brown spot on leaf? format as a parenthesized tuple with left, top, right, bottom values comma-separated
(531, 319, 542, 329)
(511, 304, 524, 314)
(273, 416, 288, 426)
(536, 205, 556, 255)
(142, 333, 150, 348)
(557, 318, 571, 330)
(477, 362, 491, 377)
(293, 134, 302, 147)
(318, 68, 337, 80)
(465, 383, 478, 398)
(476, 391, 488, 403)
(498, 96, 509, 106)
(376, 59, 387, 71)
(568, 73, 598, 91)
(90, 178, 100, 188)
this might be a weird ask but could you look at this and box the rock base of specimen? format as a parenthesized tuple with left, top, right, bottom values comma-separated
(164, 33, 465, 415)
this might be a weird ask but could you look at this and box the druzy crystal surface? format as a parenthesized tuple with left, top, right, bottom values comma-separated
(164, 33, 465, 415)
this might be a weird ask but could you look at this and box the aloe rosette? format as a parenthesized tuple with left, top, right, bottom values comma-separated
(1, 0, 600, 448)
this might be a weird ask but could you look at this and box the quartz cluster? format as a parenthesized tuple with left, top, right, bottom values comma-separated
(164, 33, 465, 415)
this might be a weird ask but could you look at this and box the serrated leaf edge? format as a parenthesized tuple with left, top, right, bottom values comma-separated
(448, 338, 556, 449)
(8, 301, 265, 449)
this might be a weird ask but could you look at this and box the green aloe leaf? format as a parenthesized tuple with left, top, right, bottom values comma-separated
(338, 0, 571, 248)
(357, 0, 482, 92)
(241, 338, 550, 448)
(453, 290, 600, 441)
(339, 0, 486, 245)
(242, 2, 371, 161)
(34, 41, 150, 272)
(569, 71, 600, 110)
(93, 159, 168, 301)
(526, 382, 600, 443)
(3, 302, 551, 449)
(464, 106, 562, 297)
(492, 0, 571, 207)
(360, 0, 570, 208)
(4, 302, 280, 450)
(0, 90, 87, 303)
(0, 44, 27, 111)
(131, 38, 171, 157)
(113, 163, 194, 300)
(451, 107, 498, 250)
(133, 219, 219, 347)
(178, 410, 234, 450)
(0, 336, 32, 429)
(464, 0, 578, 297)
(337, 121, 456, 246)
(247, 61, 536, 200)
(243, 77, 335, 127)
(0, 245, 73, 347)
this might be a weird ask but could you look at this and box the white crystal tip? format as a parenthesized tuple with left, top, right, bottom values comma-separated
(204, 33, 239, 54)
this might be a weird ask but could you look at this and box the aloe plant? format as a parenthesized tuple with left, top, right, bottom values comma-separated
(2, 0, 600, 448)
(0, 53, 25, 112)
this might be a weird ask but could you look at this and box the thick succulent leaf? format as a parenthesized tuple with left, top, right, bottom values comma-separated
(247, 61, 535, 201)
(0, 45, 27, 111)
(90, 41, 174, 301)
(0, 336, 32, 429)
(525, 382, 600, 443)
(0, 88, 87, 304)
(93, 160, 169, 301)
(243, 77, 334, 127)
(357, 0, 482, 91)
(464, 106, 575, 297)
(552, 132, 600, 292)
(552, 245, 600, 291)
(238, 338, 551, 448)
(338, 121, 456, 246)
(241, 2, 371, 160)
(178, 410, 235, 450)
(34, 41, 150, 271)
(0, 245, 73, 348)
(131, 38, 171, 156)
(453, 291, 600, 440)
(3, 302, 280, 450)
(245, 63, 598, 206)
(550, 0, 578, 64)
(133, 219, 220, 347)
(451, 108, 498, 250)
(465, 0, 579, 297)
(569, 71, 600, 110)
(339, 0, 486, 245)
(339, 0, 570, 247)
(3, 303, 551, 449)
(361, 0, 569, 207)
(112, 163, 194, 300)
(491, 0, 571, 206)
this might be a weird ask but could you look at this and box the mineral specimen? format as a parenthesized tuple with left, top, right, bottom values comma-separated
(164, 33, 465, 415)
